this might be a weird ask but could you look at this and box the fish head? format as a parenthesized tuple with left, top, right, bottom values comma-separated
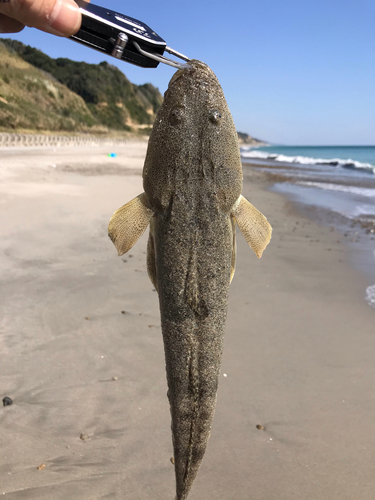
(143, 60, 242, 213)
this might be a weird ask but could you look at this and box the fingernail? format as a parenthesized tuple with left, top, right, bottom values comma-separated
(0, 16, 25, 34)
(49, 0, 81, 37)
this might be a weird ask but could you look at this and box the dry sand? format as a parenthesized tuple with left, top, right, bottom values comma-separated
(1, 142, 374, 500)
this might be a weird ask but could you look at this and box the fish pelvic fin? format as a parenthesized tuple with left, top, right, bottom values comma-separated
(230, 215, 237, 283)
(108, 192, 153, 256)
(231, 195, 272, 258)
(146, 218, 158, 291)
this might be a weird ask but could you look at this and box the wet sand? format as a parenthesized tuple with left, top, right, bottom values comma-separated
(1, 143, 375, 499)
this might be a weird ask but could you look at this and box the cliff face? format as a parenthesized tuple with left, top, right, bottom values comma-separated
(0, 42, 96, 132)
(0, 39, 163, 133)
(237, 131, 267, 146)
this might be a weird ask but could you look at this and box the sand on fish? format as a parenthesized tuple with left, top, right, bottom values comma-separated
(1, 142, 375, 500)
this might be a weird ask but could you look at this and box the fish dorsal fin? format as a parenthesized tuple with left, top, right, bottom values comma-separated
(108, 192, 154, 256)
(231, 195, 272, 258)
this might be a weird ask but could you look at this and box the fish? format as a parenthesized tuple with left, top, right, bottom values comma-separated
(108, 60, 272, 500)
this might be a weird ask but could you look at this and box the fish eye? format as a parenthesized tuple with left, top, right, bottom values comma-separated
(169, 107, 184, 125)
(209, 109, 222, 124)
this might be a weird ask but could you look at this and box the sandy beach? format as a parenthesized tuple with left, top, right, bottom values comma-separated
(1, 142, 375, 500)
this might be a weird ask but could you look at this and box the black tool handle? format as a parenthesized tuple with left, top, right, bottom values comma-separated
(71, 1, 167, 68)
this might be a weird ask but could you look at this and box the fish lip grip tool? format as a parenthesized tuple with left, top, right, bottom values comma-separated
(71, 1, 191, 69)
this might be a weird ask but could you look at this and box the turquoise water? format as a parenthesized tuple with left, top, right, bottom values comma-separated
(241, 145, 375, 174)
(241, 144, 375, 221)
(240, 145, 375, 309)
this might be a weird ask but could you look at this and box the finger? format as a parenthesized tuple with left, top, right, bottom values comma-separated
(0, 13, 25, 33)
(0, 0, 82, 37)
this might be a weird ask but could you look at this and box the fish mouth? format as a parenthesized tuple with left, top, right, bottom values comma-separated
(168, 60, 214, 88)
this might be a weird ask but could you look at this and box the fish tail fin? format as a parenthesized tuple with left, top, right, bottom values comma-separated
(167, 334, 218, 500)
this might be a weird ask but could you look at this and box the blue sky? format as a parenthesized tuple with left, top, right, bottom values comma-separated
(2, 0, 374, 145)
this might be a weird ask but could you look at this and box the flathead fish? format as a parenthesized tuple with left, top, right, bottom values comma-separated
(108, 60, 272, 500)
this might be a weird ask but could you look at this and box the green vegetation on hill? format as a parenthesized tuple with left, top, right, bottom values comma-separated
(0, 39, 264, 143)
(0, 39, 163, 133)
(0, 42, 98, 132)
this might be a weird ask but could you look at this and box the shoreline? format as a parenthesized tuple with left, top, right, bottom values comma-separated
(1, 143, 375, 499)
(242, 160, 375, 309)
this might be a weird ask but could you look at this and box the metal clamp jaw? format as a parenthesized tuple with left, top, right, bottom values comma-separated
(71, 1, 191, 69)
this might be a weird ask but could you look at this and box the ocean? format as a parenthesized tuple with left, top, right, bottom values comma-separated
(241, 145, 375, 174)
(241, 145, 375, 309)
(241, 145, 375, 222)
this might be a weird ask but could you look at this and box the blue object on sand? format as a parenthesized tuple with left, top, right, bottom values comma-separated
(108, 153, 117, 158)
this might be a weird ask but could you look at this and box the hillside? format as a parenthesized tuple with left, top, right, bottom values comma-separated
(237, 131, 267, 146)
(0, 39, 265, 143)
(0, 39, 163, 133)
(0, 42, 97, 132)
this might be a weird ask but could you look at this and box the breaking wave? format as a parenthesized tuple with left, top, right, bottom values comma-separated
(240, 149, 375, 174)
(297, 182, 375, 198)
(365, 285, 375, 309)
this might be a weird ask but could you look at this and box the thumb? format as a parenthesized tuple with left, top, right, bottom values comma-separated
(0, 0, 82, 37)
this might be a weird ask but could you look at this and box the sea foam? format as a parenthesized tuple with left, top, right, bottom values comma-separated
(297, 182, 375, 198)
(240, 149, 375, 174)
(365, 285, 375, 309)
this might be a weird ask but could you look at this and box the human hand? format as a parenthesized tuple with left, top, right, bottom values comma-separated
(0, 0, 88, 37)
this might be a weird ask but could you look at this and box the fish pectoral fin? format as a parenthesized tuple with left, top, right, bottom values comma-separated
(231, 195, 272, 258)
(108, 192, 154, 256)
